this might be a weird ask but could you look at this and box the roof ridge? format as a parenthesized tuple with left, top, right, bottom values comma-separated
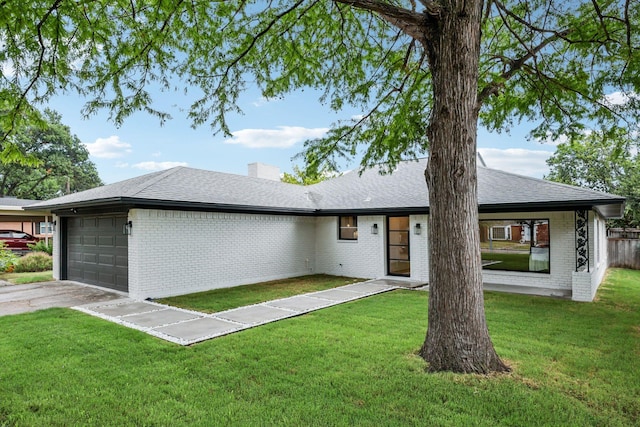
(127, 167, 187, 197)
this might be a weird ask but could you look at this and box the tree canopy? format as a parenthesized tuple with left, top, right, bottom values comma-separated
(281, 165, 337, 186)
(2, 2, 638, 168)
(546, 129, 640, 228)
(2, 1, 639, 373)
(0, 109, 102, 200)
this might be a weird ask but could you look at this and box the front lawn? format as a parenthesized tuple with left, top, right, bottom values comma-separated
(157, 274, 364, 313)
(0, 269, 638, 425)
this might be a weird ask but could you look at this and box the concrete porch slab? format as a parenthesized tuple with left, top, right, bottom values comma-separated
(373, 278, 428, 288)
(338, 282, 397, 293)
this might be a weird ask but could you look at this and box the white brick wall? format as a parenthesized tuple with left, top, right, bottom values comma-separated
(409, 215, 429, 282)
(314, 214, 429, 282)
(315, 215, 386, 279)
(52, 214, 61, 280)
(56, 207, 608, 301)
(128, 209, 316, 299)
(572, 271, 593, 302)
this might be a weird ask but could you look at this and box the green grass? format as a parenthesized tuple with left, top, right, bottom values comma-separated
(0, 270, 54, 284)
(480, 240, 530, 251)
(156, 274, 364, 313)
(481, 252, 550, 273)
(1, 268, 638, 425)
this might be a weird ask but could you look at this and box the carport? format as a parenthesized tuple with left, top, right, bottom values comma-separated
(0, 198, 52, 243)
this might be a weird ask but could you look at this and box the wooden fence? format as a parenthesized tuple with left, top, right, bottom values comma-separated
(608, 238, 640, 270)
(608, 228, 640, 239)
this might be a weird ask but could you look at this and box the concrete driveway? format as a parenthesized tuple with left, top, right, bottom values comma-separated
(0, 281, 124, 316)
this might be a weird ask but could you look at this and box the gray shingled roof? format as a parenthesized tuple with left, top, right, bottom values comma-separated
(26, 158, 625, 217)
(0, 197, 40, 207)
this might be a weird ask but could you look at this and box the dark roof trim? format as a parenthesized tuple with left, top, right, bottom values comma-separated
(45, 197, 318, 217)
(316, 207, 429, 216)
(33, 196, 625, 218)
(478, 199, 624, 213)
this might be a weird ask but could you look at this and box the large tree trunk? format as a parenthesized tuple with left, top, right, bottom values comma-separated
(418, 0, 509, 374)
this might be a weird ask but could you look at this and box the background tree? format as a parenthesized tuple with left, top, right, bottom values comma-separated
(0, 109, 102, 200)
(281, 165, 337, 186)
(2, 1, 639, 373)
(546, 130, 640, 228)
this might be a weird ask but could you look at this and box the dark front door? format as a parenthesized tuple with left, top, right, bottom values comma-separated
(387, 216, 410, 276)
(65, 215, 129, 292)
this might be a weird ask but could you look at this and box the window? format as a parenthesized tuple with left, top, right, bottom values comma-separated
(479, 219, 550, 273)
(39, 222, 54, 234)
(490, 226, 510, 240)
(338, 216, 358, 240)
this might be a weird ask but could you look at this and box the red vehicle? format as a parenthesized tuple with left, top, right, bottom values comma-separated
(0, 230, 40, 253)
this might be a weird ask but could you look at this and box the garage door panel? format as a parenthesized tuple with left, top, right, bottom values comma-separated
(98, 272, 115, 284)
(115, 235, 128, 247)
(66, 215, 128, 292)
(98, 236, 115, 246)
(68, 235, 82, 245)
(98, 254, 116, 265)
(83, 253, 98, 263)
(82, 270, 98, 282)
(116, 255, 128, 267)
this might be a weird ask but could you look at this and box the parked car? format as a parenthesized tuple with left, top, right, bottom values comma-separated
(0, 230, 40, 254)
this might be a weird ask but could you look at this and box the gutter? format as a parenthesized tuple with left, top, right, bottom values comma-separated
(25, 196, 625, 219)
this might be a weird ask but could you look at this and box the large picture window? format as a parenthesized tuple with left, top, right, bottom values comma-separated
(338, 216, 358, 240)
(479, 219, 550, 273)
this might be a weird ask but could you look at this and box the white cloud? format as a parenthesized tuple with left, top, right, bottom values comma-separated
(252, 97, 268, 107)
(225, 126, 329, 148)
(132, 161, 188, 171)
(151, 152, 162, 157)
(536, 133, 569, 147)
(603, 91, 638, 106)
(478, 148, 554, 178)
(85, 136, 132, 159)
(115, 162, 130, 168)
(1, 61, 14, 78)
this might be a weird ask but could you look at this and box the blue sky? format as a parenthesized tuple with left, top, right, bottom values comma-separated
(47, 83, 559, 185)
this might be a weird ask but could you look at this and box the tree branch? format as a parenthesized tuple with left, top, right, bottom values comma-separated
(478, 29, 571, 104)
(334, 0, 441, 42)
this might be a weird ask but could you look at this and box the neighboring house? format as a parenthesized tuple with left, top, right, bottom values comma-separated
(26, 159, 625, 302)
(0, 197, 54, 240)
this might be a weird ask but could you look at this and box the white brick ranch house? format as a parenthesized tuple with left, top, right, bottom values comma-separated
(26, 158, 625, 302)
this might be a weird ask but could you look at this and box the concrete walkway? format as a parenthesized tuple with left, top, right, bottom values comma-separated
(74, 278, 424, 346)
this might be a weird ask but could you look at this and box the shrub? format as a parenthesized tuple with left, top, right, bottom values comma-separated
(14, 252, 53, 273)
(28, 239, 53, 255)
(0, 241, 19, 272)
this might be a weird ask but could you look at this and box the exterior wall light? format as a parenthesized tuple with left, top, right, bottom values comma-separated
(371, 223, 379, 234)
(52, 220, 57, 232)
(123, 221, 133, 235)
(414, 223, 422, 235)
